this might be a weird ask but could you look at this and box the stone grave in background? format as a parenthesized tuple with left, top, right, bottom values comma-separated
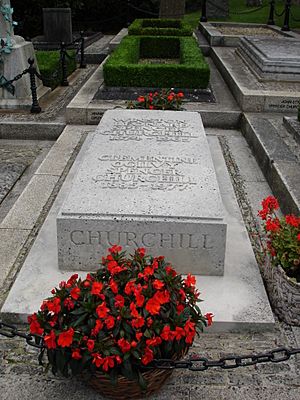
(237, 37, 300, 81)
(57, 110, 227, 275)
(159, 0, 185, 18)
(43, 8, 72, 44)
(0, 0, 48, 108)
(207, 0, 229, 19)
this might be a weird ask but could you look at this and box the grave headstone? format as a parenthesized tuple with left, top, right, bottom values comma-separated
(207, 0, 229, 19)
(43, 8, 72, 44)
(57, 110, 227, 276)
(0, 0, 48, 108)
(159, 0, 185, 18)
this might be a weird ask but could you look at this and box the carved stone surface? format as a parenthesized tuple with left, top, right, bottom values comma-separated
(43, 8, 72, 44)
(159, 0, 185, 18)
(207, 0, 229, 18)
(57, 110, 227, 275)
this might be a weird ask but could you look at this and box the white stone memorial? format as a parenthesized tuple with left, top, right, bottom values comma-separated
(57, 110, 227, 275)
(0, 0, 48, 108)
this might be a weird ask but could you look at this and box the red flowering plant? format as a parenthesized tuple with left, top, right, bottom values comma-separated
(258, 196, 300, 282)
(28, 246, 211, 388)
(127, 89, 184, 111)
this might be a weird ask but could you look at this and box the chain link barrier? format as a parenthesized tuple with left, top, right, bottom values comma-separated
(1, 320, 299, 371)
(207, 0, 268, 15)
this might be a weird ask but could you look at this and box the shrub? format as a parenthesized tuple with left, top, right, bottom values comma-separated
(128, 18, 193, 36)
(103, 36, 210, 89)
(36, 50, 76, 89)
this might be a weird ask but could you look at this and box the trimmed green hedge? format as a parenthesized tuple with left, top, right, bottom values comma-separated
(36, 50, 76, 90)
(103, 36, 210, 89)
(128, 19, 193, 37)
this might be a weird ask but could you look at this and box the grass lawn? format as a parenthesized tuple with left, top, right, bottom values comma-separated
(36, 50, 77, 89)
(184, 0, 300, 29)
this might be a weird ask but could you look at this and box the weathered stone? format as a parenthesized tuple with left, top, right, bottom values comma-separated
(237, 37, 300, 81)
(42, 8, 72, 44)
(159, 0, 185, 19)
(207, 0, 229, 18)
(57, 110, 227, 275)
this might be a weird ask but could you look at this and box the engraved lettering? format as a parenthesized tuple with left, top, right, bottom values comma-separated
(70, 230, 85, 245)
(87, 231, 101, 245)
(105, 231, 121, 246)
(141, 233, 156, 247)
(203, 234, 213, 249)
(125, 232, 139, 247)
(160, 233, 175, 248)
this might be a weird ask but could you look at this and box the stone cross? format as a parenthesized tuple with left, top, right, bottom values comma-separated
(159, 0, 185, 19)
(0, 0, 14, 40)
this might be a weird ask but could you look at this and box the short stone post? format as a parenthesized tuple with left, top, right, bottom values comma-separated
(282, 0, 292, 31)
(267, 0, 275, 25)
(200, 0, 208, 22)
(60, 42, 69, 86)
(27, 58, 41, 114)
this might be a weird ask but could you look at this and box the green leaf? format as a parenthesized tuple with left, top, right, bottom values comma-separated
(71, 313, 88, 328)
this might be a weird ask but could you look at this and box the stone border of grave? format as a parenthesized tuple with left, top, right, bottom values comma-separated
(199, 21, 299, 47)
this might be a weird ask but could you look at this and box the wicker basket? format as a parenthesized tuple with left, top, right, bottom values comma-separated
(80, 349, 189, 399)
(263, 259, 300, 326)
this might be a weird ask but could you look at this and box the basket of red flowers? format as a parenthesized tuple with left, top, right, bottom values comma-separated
(28, 246, 212, 399)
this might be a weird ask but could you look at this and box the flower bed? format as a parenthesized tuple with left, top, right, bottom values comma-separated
(103, 36, 210, 89)
(29, 247, 211, 395)
(128, 18, 193, 36)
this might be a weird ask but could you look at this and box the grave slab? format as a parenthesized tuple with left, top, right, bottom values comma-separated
(0, 129, 275, 331)
(57, 110, 226, 275)
(237, 37, 300, 81)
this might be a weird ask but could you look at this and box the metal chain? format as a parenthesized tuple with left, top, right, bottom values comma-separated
(274, 6, 285, 17)
(4, 68, 29, 86)
(151, 347, 300, 370)
(0, 321, 44, 349)
(1, 321, 299, 370)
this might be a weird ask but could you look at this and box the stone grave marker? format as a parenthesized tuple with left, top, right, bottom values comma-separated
(0, 0, 48, 108)
(43, 8, 72, 44)
(57, 110, 227, 276)
(207, 0, 229, 18)
(237, 37, 300, 82)
(159, 0, 185, 18)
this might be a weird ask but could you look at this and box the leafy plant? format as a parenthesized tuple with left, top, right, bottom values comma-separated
(29, 247, 212, 387)
(258, 196, 300, 282)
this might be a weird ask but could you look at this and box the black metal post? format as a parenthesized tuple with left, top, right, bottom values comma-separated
(282, 0, 291, 31)
(79, 31, 86, 68)
(267, 0, 275, 25)
(60, 42, 69, 86)
(200, 0, 207, 23)
(27, 58, 41, 114)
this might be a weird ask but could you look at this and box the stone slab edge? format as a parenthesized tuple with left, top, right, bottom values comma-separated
(283, 116, 300, 145)
(241, 114, 300, 215)
(0, 125, 86, 303)
(0, 121, 65, 140)
(211, 47, 300, 113)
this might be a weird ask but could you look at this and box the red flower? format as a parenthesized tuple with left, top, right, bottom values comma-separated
(146, 336, 162, 348)
(108, 244, 122, 254)
(109, 279, 118, 294)
(141, 347, 154, 365)
(102, 356, 115, 372)
(262, 196, 279, 213)
(165, 266, 177, 277)
(87, 339, 95, 352)
(174, 326, 185, 340)
(266, 218, 280, 232)
(58, 328, 74, 347)
(145, 297, 161, 315)
(176, 304, 185, 314)
(135, 291, 145, 307)
(47, 297, 61, 314)
(154, 290, 170, 304)
(91, 319, 103, 336)
(130, 302, 139, 318)
(177, 92, 184, 98)
(153, 279, 164, 290)
(297, 233, 300, 241)
(125, 280, 135, 295)
(96, 302, 109, 318)
(92, 352, 103, 368)
(167, 94, 174, 102)
(44, 330, 56, 349)
(105, 315, 115, 329)
(28, 314, 44, 335)
(72, 348, 82, 360)
(118, 338, 131, 353)
(114, 294, 125, 308)
(91, 282, 103, 296)
(184, 274, 196, 287)
(131, 316, 145, 329)
(70, 287, 81, 300)
(136, 332, 143, 341)
(63, 297, 75, 310)
(137, 96, 145, 103)
(205, 312, 214, 327)
(137, 247, 146, 257)
(66, 273, 78, 287)
(285, 215, 299, 228)
(161, 325, 175, 341)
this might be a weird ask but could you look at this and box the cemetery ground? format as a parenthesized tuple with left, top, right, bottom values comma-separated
(1, 13, 300, 400)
